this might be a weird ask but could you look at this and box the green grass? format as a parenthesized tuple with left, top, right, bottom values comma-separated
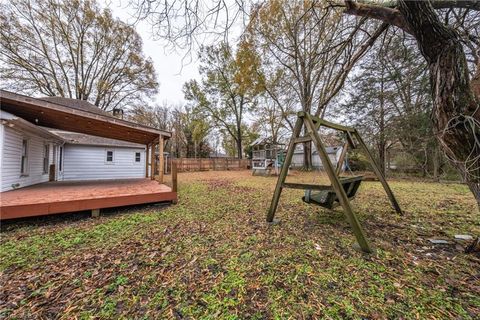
(0, 171, 479, 319)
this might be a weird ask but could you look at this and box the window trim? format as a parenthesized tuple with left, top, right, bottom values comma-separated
(20, 139, 29, 176)
(134, 151, 141, 163)
(43, 143, 50, 174)
(105, 149, 115, 164)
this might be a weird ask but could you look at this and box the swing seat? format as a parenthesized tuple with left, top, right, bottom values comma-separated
(302, 176, 363, 209)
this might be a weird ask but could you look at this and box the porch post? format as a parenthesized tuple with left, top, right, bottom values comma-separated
(159, 135, 165, 183)
(172, 161, 178, 192)
(150, 140, 156, 180)
(145, 143, 150, 178)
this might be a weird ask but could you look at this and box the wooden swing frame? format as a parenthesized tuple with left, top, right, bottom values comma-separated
(266, 112, 402, 253)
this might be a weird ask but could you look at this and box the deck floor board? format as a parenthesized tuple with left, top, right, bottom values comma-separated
(0, 179, 176, 219)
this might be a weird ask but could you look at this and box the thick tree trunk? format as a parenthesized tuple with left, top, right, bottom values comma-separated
(467, 181, 480, 207)
(398, 1, 480, 205)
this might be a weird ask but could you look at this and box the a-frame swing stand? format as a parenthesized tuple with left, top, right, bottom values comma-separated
(266, 112, 402, 253)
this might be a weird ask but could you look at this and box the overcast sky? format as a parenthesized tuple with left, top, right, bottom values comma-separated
(101, 0, 201, 107)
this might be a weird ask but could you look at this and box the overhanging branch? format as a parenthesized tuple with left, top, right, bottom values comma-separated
(344, 0, 413, 34)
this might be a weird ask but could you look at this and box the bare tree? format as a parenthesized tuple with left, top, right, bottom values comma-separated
(244, 0, 388, 168)
(129, 0, 250, 50)
(127, 102, 171, 129)
(0, 0, 158, 111)
(252, 95, 293, 144)
(184, 43, 260, 159)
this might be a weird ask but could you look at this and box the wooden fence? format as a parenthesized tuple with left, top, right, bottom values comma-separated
(169, 158, 250, 172)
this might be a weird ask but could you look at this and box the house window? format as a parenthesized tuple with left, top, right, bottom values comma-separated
(21, 139, 28, 175)
(43, 144, 50, 174)
(106, 150, 114, 163)
(135, 152, 141, 163)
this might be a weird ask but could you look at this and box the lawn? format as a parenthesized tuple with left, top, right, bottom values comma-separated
(1, 171, 479, 319)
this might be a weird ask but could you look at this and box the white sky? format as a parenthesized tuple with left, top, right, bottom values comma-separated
(102, 0, 201, 107)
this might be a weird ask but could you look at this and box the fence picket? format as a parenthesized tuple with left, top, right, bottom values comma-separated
(170, 158, 250, 172)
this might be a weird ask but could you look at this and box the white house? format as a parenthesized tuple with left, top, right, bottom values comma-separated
(1, 110, 63, 192)
(1, 93, 152, 192)
(1, 111, 147, 192)
(0, 90, 176, 220)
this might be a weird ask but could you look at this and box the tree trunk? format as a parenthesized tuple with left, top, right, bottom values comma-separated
(303, 126, 312, 170)
(304, 142, 312, 170)
(378, 73, 386, 176)
(398, 1, 480, 204)
(236, 137, 243, 159)
(378, 141, 386, 176)
(433, 144, 440, 181)
(467, 181, 480, 207)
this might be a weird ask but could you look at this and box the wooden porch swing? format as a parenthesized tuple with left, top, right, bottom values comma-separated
(266, 112, 402, 253)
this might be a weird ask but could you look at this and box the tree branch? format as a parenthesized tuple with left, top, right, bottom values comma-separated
(344, 0, 412, 34)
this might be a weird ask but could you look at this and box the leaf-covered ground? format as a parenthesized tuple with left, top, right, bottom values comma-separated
(1, 171, 479, 319)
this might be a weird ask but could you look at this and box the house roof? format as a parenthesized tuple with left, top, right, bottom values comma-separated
(47, 129, 145, 148)
(40, 96, 112, 117)
(251, 136, 284, 146)
(0, 90, 171, 144)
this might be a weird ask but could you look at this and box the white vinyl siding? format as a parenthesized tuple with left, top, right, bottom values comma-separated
(1, 126, 55, 191)
(61, 145, 145, 181)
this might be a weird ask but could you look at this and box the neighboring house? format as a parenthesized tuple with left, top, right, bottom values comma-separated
(250, 137, 285, 175)
(291, 145, 344, 169)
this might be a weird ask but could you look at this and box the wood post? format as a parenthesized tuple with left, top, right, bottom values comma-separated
(150, 140, 156, 180)
(49, 164, 56, 181)
(266, 116, 303, 223)
(159, 135, 164, 183)
(172, 161, 178, 193)
(145, 144, 150, 178)
(304, 114, 372, 253)
(91, 209, 100, 218)
(353, 130, 402, 214)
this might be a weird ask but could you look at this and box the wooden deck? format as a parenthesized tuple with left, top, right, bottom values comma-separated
(0, 179, 177, 220)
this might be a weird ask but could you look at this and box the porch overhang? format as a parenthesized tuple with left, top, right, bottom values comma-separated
(0, 90, 170, 145)
(1, 110, 63, 142)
